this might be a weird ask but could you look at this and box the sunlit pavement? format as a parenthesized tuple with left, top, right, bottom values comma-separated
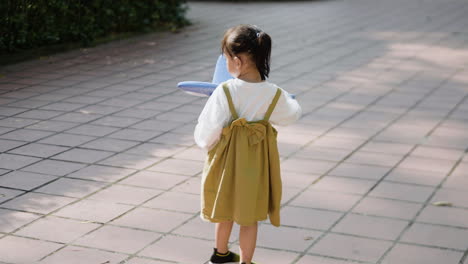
(0, 0, 467, 263)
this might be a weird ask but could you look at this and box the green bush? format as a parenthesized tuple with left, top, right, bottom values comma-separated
(0, 0, 189, 54)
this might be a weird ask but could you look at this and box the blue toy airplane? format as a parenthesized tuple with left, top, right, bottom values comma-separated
(177, 55, 295, 98)
(177, 55, 233, 97)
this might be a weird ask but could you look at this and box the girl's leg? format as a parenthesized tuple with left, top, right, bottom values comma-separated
(215, 221, 234, 253)
(239, 222, 258, 263)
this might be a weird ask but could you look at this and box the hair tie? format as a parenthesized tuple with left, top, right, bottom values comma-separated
(256, 32, 261, 38)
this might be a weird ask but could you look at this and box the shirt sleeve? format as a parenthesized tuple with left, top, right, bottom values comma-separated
(269, 87, 302, 126)
(194, 83, 231, 150)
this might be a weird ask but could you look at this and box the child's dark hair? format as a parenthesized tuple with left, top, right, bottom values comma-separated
(221, 25, 272, 81)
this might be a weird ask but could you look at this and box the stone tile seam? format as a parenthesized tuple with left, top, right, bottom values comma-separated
(285, 36, 466, 264)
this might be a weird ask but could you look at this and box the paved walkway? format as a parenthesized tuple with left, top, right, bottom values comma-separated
(1, 0, 468, 263)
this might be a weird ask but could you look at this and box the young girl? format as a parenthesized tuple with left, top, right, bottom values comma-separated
(194, 24, 301, 264)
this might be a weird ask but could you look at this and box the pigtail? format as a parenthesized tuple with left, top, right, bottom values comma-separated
(255, 31, 271, 80)
(222, 24, 272, 81)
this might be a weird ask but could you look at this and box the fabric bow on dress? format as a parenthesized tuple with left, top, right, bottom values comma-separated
(230, 119, 267, 145)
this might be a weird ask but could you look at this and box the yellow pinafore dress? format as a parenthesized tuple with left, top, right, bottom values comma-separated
(201, 83, 282, 227)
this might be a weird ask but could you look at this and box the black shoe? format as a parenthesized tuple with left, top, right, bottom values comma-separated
(209, 248, 240, 264)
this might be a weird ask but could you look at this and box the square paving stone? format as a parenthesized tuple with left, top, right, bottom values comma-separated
(53, 148, 115, 163)
(281, 158, 337, 175)
(309, 233, 393, 263)
(0, 187, 24, 203)
(281, 206, 344, 230)
(443, 163, 468, 191)
(98, 153, 162, 170)
(8, 143, 69, 158)
(111, 207, 192, 232)
(52, 112, 103, 124)
(172, 216, 237, 241)
(352, 197, 423, 220)
(278, 141, 305, 157)
(22, 159, 87, 176)
(65, 124, 120, 137)
(67, 165, 136, 182)
(40, 246, 127, 264)
(147, 158, 203, 176)
(26, 120, 78, 132)
(296, 255, 356, 264)
(113, 108, 161, 119)
(120, 171, 188, 190)
(385, 168, 446, 186)
(451, 162, 468, 177)
(346, 151, 403, 167)
(359, 141, 414, 155)
(0, 171, 57, 190)
(258, 224, 322, 251)
(38, 133, 97, 147)
(296, 255, 358, 264)
(0, 208, 41, 233)
(332, 213, 409, 240)
(138, 235, 213, 263)
(40, 102, 86, 112)
(74, 225, 160, 254)
(430, 188, 468, 209)
(326, 126, 376, 139)
(143, 191, 200, 213)
(400, 222, 468, 250)
(311, 136, 366, 150)
(282, 186, 303, 205)
(91, 116, 141, 128)
(170, 177, 201, 195)
(99, 98, 143, 108)
(150, 133, 195, 147)
(0, 106, 28, 116)
(0, 139, 27, 152)
(416, 205, 468, 228)
(329, 163, 391, 180)
(290, 190, 362, 212)
(311, 176, 376, 195)
(76, 105, 122, 115)
(35, 178, 107, 198)
(0, 117, 41, 128)
(0, 153, 41, 170)
(64, 95, 106, 104)
(15, 109, 64, 120)
(397, 156, 457, 174)
(15, 216, 101, 243)
(369, 182, 434, 203)
(0, 128, 54, 141)
(410, 146, 464, 160)
(381, 243, 463, 264)
(125, 143, 187, 158)
(88, 185, 161, 205)
(155, 111, 198, 122)
(131, 119, 182, 132)
(53, 199, 133, 223)
(294, 146, 352, 162)
(250, 246, 301, 264)
(173, 146, 206, 161)
(125, 257, 173, 264)
(1, 192, 76, 214)
(0, 235, 63, 263)
(281, 171, 320, 189)
(108, 128, 164, 142)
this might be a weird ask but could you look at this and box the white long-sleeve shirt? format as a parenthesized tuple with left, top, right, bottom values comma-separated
(194, 78, 302, 150)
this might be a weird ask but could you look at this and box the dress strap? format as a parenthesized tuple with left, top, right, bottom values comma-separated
(264, 88, 282, 121)
(223, 83, 239, 120)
